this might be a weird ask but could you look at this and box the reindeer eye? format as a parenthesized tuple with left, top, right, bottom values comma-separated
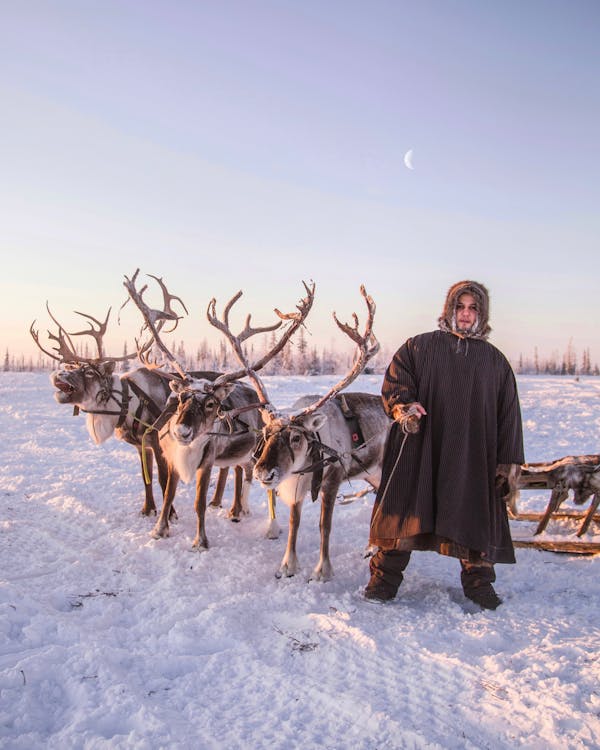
(204, 399, 216, 410)
(290, 433, 302, 446)
(84, 369, 95, 378)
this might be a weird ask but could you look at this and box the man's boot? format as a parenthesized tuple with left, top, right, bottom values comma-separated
(364, 550, 411, 602)
(460, 560, 502, 610)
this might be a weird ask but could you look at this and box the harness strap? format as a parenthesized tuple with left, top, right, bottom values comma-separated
(116, 379, 130, 429)
(150, 399, 179, 434)
(125, 378, 164, 438)
(336, 394, 366, 450)
(292, 433, 341, 501)
(310, 441, 324, 502)
(77, 377, 129, 427)
(292, 429, 374, 500)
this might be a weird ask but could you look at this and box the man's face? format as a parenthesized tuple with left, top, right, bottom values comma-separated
(455, 293, 478, 332)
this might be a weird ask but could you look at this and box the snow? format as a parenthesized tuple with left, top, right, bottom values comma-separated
(2, 372, 600, 749)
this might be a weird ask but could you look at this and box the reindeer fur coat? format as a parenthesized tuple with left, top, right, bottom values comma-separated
(369, 281, 524, 564)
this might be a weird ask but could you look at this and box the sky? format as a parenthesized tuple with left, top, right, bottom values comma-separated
(2, 0, 599, 367)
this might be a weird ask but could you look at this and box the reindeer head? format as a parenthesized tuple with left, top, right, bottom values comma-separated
(253, 411, 328, 489)
(167, 377, 236, 445)
(31, 303, 136, 408)
(252, 285, 379, 493)
(51, 361, 117, 405)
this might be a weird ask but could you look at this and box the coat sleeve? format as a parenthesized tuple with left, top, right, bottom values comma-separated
(381, 339, 419, 417)
(496, 366, 525, 465)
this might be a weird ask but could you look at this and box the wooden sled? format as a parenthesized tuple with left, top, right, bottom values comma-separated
(509, 454, 600, 553)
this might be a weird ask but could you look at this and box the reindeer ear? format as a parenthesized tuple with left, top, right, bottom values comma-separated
(301, 412, 328, 432)
(101, 361, 116, 376)
(214, 383, 236, 401)
(260, 406, 276, 425)
(169, 379, 185, 394)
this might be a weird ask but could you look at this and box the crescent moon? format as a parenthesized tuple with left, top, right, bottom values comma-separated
(404, 149, 414, 170)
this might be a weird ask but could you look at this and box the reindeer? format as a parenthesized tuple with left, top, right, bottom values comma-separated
(31, 277, 227, 518)
(124, 272, 315, 549)
(239, 286, 390, 581)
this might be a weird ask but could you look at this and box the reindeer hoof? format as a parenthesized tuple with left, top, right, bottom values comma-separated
(140, 506, 157, 517)
(309, 566, 333, 582)
(275, 565, 298, 578)
(191, 538, 209, 552)
(265, 521, 281, 540)
(151, 525, 169, 540)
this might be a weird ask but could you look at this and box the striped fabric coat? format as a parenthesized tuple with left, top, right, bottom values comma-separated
(369, 330, 524, 564)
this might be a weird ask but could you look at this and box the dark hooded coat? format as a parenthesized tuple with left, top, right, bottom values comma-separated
(369, 281, 524, 564)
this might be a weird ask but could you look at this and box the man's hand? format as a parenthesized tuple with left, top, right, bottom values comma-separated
(391, 402, 427, 434)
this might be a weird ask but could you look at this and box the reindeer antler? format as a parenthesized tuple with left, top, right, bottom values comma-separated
(293, 285, 379, 419)
(66, 308, 111, 360)
(31, 301, 137, 364)
(252, 280, 315, 372)
(123, 269, 188, 379)
(207, 281, 316, 409)
(30, 302, 79, 363)
(146, 274, 189, 334)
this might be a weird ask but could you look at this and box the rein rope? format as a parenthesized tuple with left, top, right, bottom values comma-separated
(369, 425, 412, 528)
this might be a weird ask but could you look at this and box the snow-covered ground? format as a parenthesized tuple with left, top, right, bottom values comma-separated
(2, 372, 600, 749)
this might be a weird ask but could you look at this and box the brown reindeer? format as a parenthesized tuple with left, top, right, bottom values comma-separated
(239, 286, 390, 581)
(124, 273, 315, 549)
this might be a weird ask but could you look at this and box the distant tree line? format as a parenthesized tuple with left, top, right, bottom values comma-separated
(4, 338, 598, 376)
(515, 342, 599, 376)
(2, 335, 392, 376)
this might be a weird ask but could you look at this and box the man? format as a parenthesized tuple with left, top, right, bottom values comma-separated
(365, 280, 524, 610)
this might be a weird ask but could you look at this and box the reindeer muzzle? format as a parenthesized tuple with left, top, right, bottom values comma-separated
(55, 379, 75, 394)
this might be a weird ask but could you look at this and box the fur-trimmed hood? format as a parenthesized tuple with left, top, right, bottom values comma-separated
(437, 280, 491, 340)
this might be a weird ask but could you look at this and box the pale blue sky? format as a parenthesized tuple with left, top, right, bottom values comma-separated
(2, 1, 599, 366)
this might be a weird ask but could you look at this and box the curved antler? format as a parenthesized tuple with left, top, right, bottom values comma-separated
(123, 269, 188, 379)
(67, 308, 110, 360)
(206, 281, 316, 410)
(31, 299, 140, 365)
(30, 303, 79, 363)
(293, 285, 379, 419)
(146, 274, 189, 334)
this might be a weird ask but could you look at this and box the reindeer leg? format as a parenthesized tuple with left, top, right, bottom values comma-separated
(228, 464, 252, 521)
(151, 467, 179, 539)
(192, 466, 212, 550)
(137, 444, 156, 516)
(310, 485, 337, 582)
(227, 466, 244, 521)
(148, 431, 177, 521)
(241, 463, 253, 515)
(534, 484, 569, 535)
(265, 489, 280, 539)
(277, 501, 303, 578)
(209, 467, 228, 509)
(577, 493, 600, 537)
